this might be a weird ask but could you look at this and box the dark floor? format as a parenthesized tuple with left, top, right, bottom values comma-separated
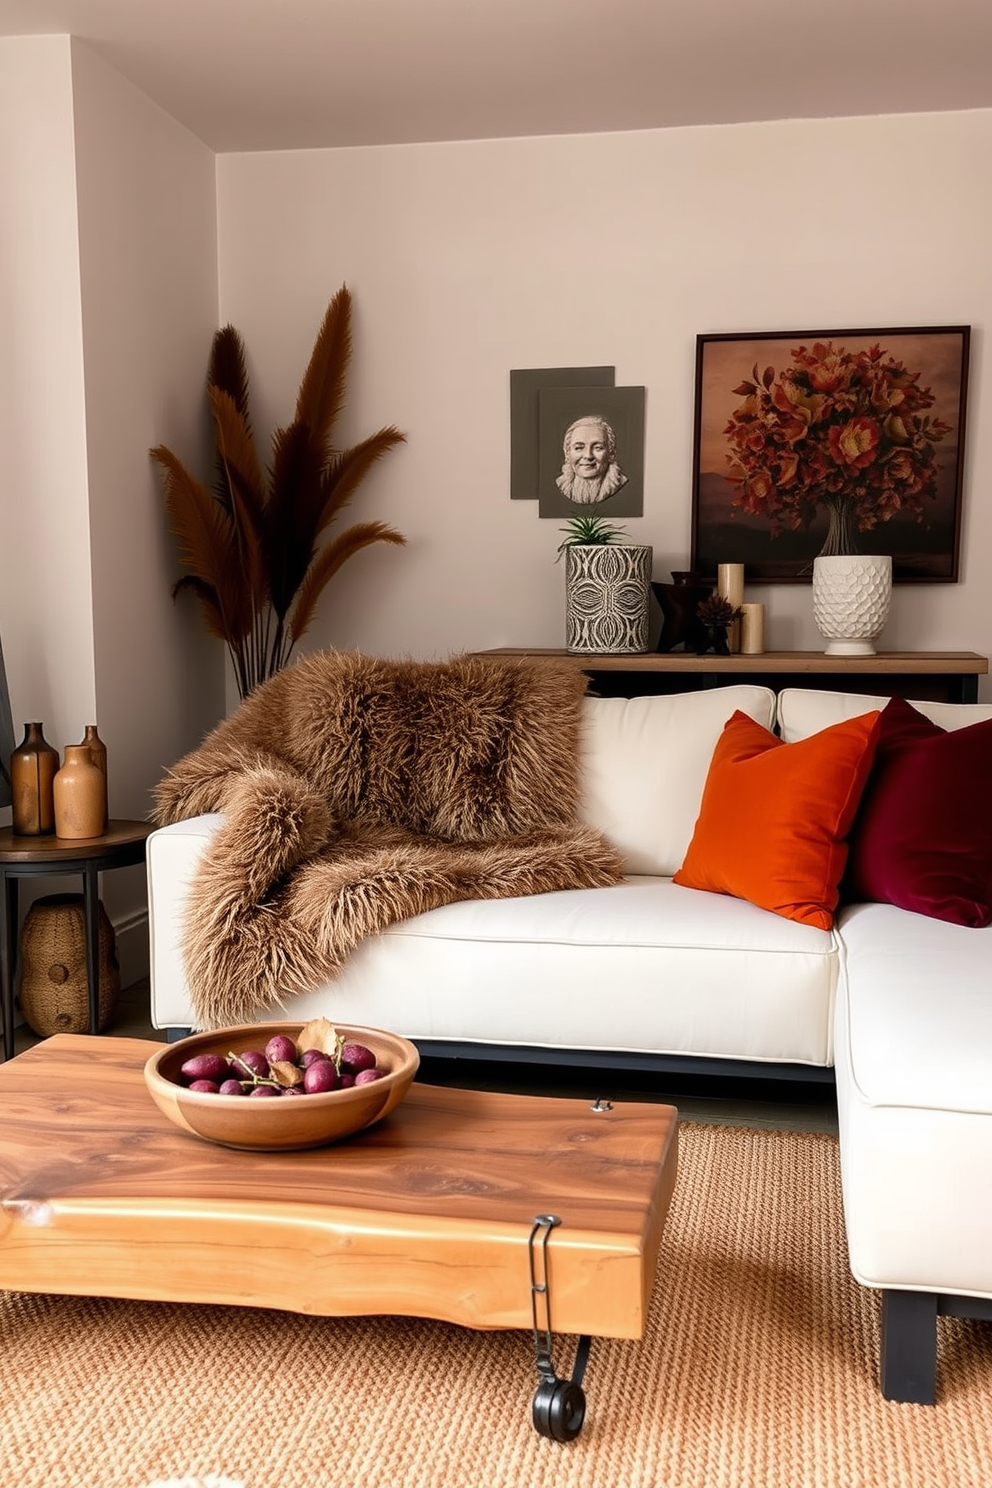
(12, 978, 840, 1135)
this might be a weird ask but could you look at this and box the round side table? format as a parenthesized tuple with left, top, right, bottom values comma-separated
(0, 819, 152, 1062)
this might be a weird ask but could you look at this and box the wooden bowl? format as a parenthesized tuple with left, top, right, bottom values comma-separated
(144, 1022, 420, 1151)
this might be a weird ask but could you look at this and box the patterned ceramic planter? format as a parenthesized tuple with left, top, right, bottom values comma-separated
(811, 554, 892, 655)
(564, 544, 652, 654)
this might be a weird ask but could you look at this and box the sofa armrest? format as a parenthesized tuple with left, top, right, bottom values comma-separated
(147, 814, 223, 1030)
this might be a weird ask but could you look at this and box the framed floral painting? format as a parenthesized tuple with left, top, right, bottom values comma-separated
(690, 326, 970, 583)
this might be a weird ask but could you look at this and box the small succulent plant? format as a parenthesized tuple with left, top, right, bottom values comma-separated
(555, 514, 628, 561)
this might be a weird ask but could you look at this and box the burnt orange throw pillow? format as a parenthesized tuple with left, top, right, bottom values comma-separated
(673, 709, 881, 929)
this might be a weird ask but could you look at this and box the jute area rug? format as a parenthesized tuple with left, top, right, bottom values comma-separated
(1, 1122, 989, 1488)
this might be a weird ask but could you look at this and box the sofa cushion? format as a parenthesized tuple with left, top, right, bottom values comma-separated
(776, 686, 992, 744)
(844, 695, 992, 926)
(147, 817, 839, 1065)
(673, 709, 880, 929)
(833, 902, 992, 1294)
(577, 685, 777, 876)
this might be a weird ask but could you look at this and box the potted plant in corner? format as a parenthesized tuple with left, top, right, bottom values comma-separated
(150, 285, 407, 699)
(556, 515, 653, 655)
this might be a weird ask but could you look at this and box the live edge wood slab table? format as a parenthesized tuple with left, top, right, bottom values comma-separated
(0, 1035, 679, 1440)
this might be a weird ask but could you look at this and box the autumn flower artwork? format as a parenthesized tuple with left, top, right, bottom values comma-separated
(691, 328, 969, 582)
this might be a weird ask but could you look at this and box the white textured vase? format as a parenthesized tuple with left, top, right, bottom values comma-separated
(811, 554, 892, 656)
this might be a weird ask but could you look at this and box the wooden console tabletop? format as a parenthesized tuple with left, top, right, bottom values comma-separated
(472, 648, 988, 702)
(0, 1036, 678, 1341)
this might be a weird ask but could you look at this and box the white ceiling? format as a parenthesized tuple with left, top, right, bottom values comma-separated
(1, 0, 990, 153)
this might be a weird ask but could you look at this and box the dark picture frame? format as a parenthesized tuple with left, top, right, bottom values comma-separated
(691, 326, 970, 583)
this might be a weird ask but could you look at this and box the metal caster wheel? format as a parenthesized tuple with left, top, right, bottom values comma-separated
(532, 1375, 587, 1441)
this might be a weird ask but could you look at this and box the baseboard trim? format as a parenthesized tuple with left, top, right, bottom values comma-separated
(114, 909, 149, 991)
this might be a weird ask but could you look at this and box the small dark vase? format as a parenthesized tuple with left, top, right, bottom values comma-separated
(10, 722, 59, 836)
(652, 579, 714, 653)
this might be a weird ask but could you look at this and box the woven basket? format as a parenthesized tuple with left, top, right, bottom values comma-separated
(18, 892, 120, 1035)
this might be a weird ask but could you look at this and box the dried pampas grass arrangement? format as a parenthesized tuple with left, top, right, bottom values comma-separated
(151, 285, 406, 699)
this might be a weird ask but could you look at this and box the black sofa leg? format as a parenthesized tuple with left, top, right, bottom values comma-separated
(880, 1290, 937, 1404)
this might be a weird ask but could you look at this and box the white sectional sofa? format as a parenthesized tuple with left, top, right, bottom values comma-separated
(147, 681, 992, 1404)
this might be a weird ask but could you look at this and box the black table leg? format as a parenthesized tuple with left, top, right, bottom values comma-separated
(82, 865, 101, 1035)
(1, 873, 18, 1061)
(880, 1289, 938, 1404)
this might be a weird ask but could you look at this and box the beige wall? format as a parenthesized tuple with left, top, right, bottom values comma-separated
(0, 37, 221, 982)
(0, 37, 93, 732)
(215, 112, 991, 694)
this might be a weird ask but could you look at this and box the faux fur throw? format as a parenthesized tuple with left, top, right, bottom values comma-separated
(153, 650, 625, 1028)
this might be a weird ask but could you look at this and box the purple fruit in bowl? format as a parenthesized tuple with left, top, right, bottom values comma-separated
(233, 1049, 269, 1079)
(264, 1033, 297, 1065)
(180, 1053, 231, 1085)
(354, 1068, 384, 1086)
(304, 1061, 340, 1094)
(340, 1042, 377, 1073)
(300, 1048, 331, 1070)
(249, 1084, 282, 1098)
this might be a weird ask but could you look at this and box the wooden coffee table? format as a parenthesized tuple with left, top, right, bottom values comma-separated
(0, 1035, 678, 1439)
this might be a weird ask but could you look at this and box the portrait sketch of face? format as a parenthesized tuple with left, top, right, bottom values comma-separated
(536, 382, 645, 520)
(555, 415, 628, 505)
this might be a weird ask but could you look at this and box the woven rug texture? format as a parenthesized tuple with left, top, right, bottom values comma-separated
(1, 1122, 989, 1488)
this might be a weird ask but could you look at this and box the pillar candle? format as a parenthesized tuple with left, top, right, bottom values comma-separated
(717, 564, 745, 652)
(716, 563, 745, 607)
(740, 602, 766, 655)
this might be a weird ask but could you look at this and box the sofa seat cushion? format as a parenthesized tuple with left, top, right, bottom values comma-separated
(836, 903, 992, 1113)
(834, 902, 992, 1295)
(148, 817, 837, 1065)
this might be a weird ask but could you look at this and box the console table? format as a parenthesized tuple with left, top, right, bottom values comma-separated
(0, 819, 152, 1062)
(472, 650, 988, 704)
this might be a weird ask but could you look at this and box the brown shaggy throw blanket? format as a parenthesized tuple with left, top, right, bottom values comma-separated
(152, 650, 625, 1028)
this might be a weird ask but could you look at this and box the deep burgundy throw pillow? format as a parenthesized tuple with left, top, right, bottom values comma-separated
(844, 695, 992, 926)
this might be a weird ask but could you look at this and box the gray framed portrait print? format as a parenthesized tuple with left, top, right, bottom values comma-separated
(537, 385, 645, 518)
(510, 367, 614, 499)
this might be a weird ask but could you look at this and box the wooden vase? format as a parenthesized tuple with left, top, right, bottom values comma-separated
(53, 745, 106, 840)
(10, 722, 59, 836)
(78, 725, 109, 828)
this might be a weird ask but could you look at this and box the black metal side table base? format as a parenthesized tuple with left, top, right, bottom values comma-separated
(0, 820, 151, 1061)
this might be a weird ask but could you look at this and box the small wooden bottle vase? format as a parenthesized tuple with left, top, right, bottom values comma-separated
(10, 722, 59, 836)
(53, 744, 106, 840)
(78, 724, 109, 828)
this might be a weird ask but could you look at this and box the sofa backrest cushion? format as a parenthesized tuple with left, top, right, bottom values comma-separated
(843, 695, 992, 927)
(577, 685, 777, 876)
(776, 686, 992, 743)
(672, 709, 881, 929)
